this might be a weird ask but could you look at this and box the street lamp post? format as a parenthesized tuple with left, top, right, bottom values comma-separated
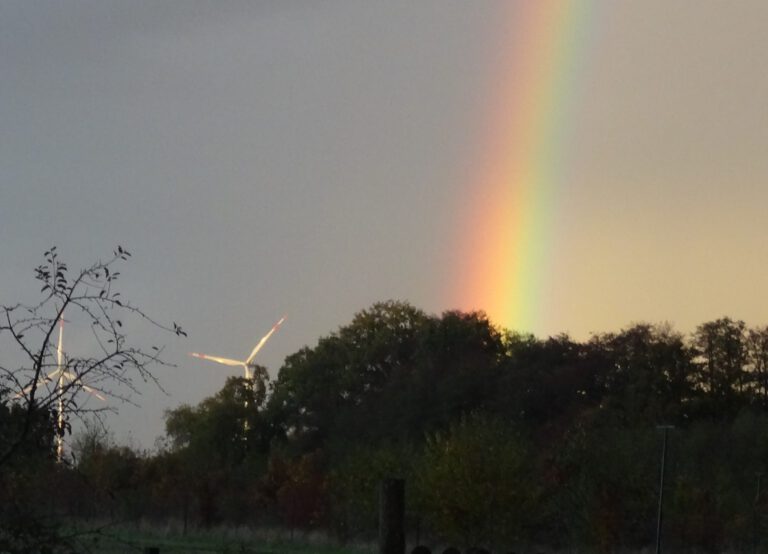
(655, 425, 674, 554)
(754, 471, 763, 554)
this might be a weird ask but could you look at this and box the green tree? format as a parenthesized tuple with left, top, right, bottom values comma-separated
(550, 420, 657, 551)
(328, 442, 416, 539)
(593, 323, 694, 424)
(163, 372, 271, 526)
(415, 415, 530, 549)
(406, 310, 504, 435)
(268, 301, 430, 452)
(166, 373, 270, 461)
(270, 451, 328, 531)
(492, 333, 602, 426)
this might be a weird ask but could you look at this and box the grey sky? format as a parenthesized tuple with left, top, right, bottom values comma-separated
(2, 1, 768, 446)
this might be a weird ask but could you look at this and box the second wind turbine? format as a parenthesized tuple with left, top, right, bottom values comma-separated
(190, 316, 286, 382)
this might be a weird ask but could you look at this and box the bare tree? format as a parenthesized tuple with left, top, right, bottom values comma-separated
(0, 246, 186, 467)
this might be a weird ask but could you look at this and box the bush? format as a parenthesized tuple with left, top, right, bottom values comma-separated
(414, 414, 530, 549)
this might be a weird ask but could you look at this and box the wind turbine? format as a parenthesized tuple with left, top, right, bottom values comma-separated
(15, 318, 106, 462)
(190, 316, 286, 381)
(190, 316, 286, 432)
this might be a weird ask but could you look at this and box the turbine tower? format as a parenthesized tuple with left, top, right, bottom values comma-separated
(53, 319, 106, 462)
(15, 318, 106, 462)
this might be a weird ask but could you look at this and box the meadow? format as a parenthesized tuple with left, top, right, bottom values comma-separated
(79, 523, 375, 554)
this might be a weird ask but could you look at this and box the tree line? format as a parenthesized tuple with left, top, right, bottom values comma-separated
(4, 253, 768, 552)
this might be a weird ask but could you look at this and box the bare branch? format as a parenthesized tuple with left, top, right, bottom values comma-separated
(0, 247, 184, 468)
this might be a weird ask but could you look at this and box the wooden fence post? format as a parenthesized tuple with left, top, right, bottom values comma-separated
(379, 478, 405, 554)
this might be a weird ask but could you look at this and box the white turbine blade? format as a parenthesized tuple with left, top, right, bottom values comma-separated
(46, 368, 64, 382)
(13, 379, 48, 399)
(81, 385, 107, 401)
(190, 352, 246, 367)
(12, 370, 59, 398)
(34, 368, 62, 387)
(58, 371, 106, 400)
(245, 316, 286, 364)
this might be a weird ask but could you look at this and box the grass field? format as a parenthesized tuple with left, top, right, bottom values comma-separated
(72, 523, 376, 554)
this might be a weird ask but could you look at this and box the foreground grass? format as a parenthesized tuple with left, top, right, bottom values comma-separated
(74, 523, 375, 554)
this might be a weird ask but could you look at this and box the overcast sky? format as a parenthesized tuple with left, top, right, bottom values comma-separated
(3, 1, 768, 447)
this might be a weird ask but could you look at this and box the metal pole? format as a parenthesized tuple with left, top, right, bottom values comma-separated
(754, 472, 763, 554)
(656, 425, 674, 554)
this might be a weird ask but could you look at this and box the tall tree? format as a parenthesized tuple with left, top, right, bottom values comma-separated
(692, 318, 747, 412)
(594, 323, 694, 424)
(268, 301, 430, 451)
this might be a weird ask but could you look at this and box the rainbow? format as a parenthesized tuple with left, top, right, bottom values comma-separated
(453, 1, 594, 334)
